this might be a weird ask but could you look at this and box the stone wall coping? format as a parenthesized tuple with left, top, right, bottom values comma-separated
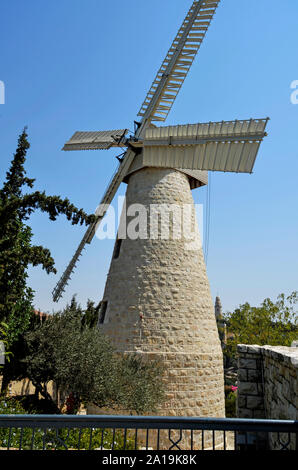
(237, 344, 298, 368)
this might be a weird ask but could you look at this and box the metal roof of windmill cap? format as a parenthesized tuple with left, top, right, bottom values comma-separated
(123, 151, 208, 188)
(62, 129, 128, 151)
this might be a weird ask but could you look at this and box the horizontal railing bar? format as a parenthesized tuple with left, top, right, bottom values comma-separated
(0, 415, 297, 434)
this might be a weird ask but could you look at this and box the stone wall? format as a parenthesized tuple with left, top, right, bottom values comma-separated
(237, 343, 298, 450)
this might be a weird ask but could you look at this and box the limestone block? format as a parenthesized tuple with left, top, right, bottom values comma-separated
(238, 358, 257, 370)
(238, 382, 258, 396)
(238, 409, 253, 419)
(247, 369, 261, 382)
(246, 396, 264, 410)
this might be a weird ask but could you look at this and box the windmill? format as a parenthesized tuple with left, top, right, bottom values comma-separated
(52, 0, 268, 443)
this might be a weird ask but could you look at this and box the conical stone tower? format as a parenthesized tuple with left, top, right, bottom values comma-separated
(98, 167, 225, 426)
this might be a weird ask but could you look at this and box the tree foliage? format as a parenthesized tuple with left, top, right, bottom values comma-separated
(223, 291, 298, 358)
(23, 298, 165, 415)
(0, 128, 96, 393)
(0, 128, 95, 346)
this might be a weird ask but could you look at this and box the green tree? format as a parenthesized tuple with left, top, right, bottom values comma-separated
(0, 128, 95, 390)
(23, 298, 165, 415)
(223, 291, 298, 359)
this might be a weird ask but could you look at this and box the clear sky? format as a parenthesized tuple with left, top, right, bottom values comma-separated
(1, 0, 297, 314)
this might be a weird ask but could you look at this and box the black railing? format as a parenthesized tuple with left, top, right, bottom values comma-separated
(0, 415, 297, 451)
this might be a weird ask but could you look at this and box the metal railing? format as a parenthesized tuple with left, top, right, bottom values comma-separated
(0, 415, 297, 451)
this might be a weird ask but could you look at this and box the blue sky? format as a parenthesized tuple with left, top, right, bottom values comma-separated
(1, 0, 297, 314)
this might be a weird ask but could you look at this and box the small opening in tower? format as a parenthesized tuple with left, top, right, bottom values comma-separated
(113, 239, 122, 259)
(99, 301, 108, 324)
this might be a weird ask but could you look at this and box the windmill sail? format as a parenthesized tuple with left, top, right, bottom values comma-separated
(52, 146, 136, 302)
(140, 118, 269, 173)
(138, 0, 221, 123)
(52, 222, 95, 302)
(52, 0, 221, 302)
(63, 129, 128, 151)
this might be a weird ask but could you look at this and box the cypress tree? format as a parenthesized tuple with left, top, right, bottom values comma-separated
(0, 128, 94, 390)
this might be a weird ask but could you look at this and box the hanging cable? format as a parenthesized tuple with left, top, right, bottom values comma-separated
(204, 171, 211, 265)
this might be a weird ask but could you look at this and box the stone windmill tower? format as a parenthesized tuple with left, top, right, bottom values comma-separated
(52, 0, 269, 427)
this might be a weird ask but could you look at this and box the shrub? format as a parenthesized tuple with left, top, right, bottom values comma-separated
(225, 391, 237, 418)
